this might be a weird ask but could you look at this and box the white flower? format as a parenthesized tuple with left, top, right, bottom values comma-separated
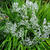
(26, 0, 38, 11)
(12, 2, 21, 12)
(16, 27, 24, 38)
(30, 16, 38, 25)
(11, 23, 17, 33)
(42, 19, 50, 39)
(4, 22, 17, 34)
(26, 0, 33, 7)
(4, 1, 50, 46)
(4, 22, 12, 33)
(48, 23, 50, 27)
(16, 8, 21, 12)
(43, 18, 47, 24)
(22, 4, 27, 16)
(13, 2, 18, 9)
(23, 37, 33, 46)
(33, 2, 38, 11)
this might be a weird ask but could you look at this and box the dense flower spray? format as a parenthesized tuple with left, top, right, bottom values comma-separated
(3, 0, 50, 46)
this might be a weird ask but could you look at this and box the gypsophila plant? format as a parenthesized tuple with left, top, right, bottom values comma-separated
(0, 0, 50, 50)
(3, 0, 50, 46)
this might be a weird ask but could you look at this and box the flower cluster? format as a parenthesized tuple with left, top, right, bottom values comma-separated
(4, 22, 17, 34)
(42, 18, 50, 39)
(4, 0, 50, 46)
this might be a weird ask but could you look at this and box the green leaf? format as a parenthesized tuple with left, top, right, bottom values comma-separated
(36, 45, 41, 50)
(41, 42, 49, 50)
(46, 39, 50, 46)
(18, 44, 23, 50)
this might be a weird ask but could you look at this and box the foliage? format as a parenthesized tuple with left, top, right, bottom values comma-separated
(0, 0, 50, 50)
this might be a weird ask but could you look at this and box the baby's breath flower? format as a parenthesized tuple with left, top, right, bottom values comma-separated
(26, 0, 38, 11)
(13, 2, 18, 9)
(23, 37, 33, 46)
(3, 1, 50, 46)
(30, 16, 38, 25)
(42, 18, 50, 39)
(4, 22, 13, 33)
(12, 2, 21, 12)
(16, 27, 24, 38)
(26, 0, 33, 6)
(33, 2, 38, 11)
(48, 23, 50, 27)
(10, 23, 17, 33)
(4, 22, 17, 34)
(43, 18, 47, 24)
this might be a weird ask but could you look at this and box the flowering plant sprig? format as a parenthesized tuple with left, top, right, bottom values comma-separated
(3, 0, 50, 46)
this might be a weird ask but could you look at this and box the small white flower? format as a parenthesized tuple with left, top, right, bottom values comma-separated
(4, 1, 50, 46)
(26, 0, 33, 7)
(16, 8, 21, 12)
(12, 2, 21, 12)
(42, 19, 50, 39)
(13, 2, 18, 8)
(24, 37, 33, 46)
(48, 23, 50, 27)
(11, 23, 17, 33)
(43, 18, 47, 24)
(17, 27, 24, 38)
(33, 2, 38, 11)
(30, 16, 38, 25)
(4, 22, 17, 34)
